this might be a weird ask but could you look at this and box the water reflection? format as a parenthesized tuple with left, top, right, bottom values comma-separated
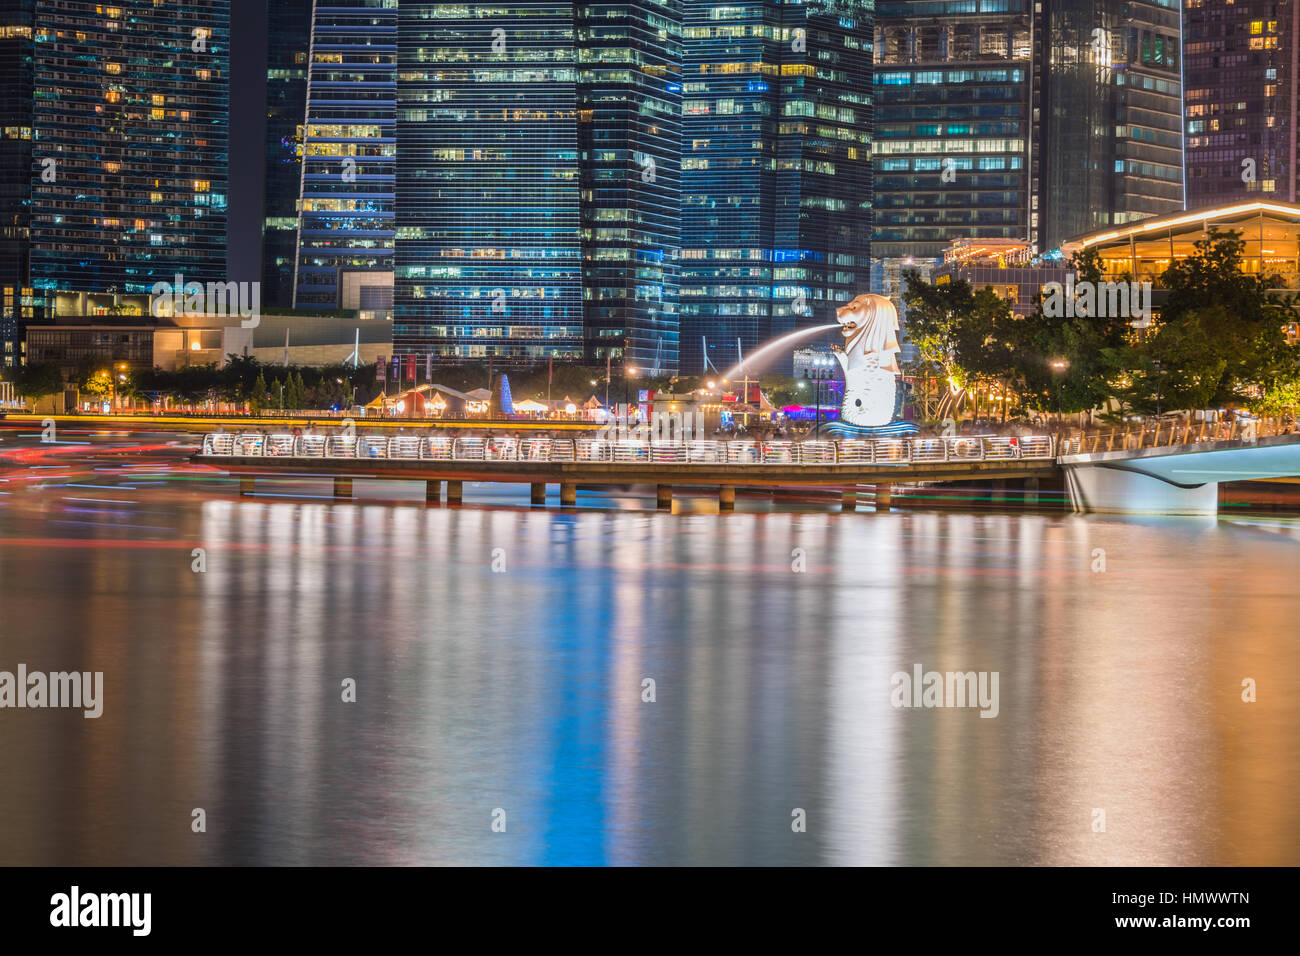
(0, 444, 1297, 864)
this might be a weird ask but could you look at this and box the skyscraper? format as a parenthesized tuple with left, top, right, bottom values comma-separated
(873, 0, 1184, 259)
(1, 0, 230, 365)
(0, 0, 37, 367)
(1183, 0, 1298, 206)
(292, 0, 396, 313)
(576, 1, 683, 373)
(30, 1, 230, 291)
(872, 1, 1033, 261)
(261, 0, 314, 308)
(678, 0, 874, 377)
(1036, 0, 1184, 248)
(393, 2, 583, 364)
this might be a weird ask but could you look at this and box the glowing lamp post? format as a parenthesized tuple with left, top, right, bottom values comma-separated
(1050, 358, 1069, 429)
(624, 367, 637, 419)
(808, 354, 835, 438)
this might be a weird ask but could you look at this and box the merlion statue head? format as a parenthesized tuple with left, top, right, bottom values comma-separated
(835, 294, 901, 372)
(834, 293, 902, 428)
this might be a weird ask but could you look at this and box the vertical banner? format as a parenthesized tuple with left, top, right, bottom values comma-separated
(376, 354, 386, 383)
(425, 353, 432, 383)
(406, 355, 416, 383)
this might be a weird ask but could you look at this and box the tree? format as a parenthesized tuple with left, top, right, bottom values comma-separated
(901, 271, 1019, 419)
(1146, 230, 1300, 410)
(1008, 246, 1134, 418)
(252, 370, 268, 413)
(13, 363, 64, 402)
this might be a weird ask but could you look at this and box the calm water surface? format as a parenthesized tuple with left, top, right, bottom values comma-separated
(0, 431, 1297, 865)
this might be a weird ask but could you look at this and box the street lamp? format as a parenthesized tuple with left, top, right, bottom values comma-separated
(624, 366, 637, 418)
(808, 354, 835, 438)
(1049, 358, 1069, 429)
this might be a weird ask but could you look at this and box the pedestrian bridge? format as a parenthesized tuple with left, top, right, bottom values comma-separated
(1060, 432, 1300, 515)
(194, 428, 1300, 514)
(195, 432, 1058, 511)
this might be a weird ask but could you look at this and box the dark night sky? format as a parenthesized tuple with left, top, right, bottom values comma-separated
(228, 0, 269, 284)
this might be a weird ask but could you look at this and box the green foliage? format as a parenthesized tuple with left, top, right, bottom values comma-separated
(901, 230, 1300, 419)
(13, 363, 65, 400)
(251, 371, 268, 412)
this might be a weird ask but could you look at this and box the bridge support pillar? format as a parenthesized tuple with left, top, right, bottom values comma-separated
(333, 477, 352, 499)
(446, 480, 463, 505)
(426, 480, 440, 504)
(530, 482, 547, 506)
(842, 487, 857, 512)
(239, 476, 254, 496)
(657, 484, 673, 510)
(875, 484, 892, 513)
(1065, 465, 1217, 516)
(719, 485, 735, 511)
(1024, 477, 1040, 506)
(560, 482, 576, 507)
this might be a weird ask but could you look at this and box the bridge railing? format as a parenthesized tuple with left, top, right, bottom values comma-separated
(1058, 417, 1297, 456)
(199, 432, 1059, 465)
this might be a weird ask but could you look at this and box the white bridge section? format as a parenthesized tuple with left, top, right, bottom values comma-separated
(1060, 434, 1300, 515)
(201, 432, 1056, 466)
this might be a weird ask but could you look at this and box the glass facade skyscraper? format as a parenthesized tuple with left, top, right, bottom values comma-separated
(393, 3, 585, 364)
(292, 0, 396, 312)
(1037, 0, 1184, 248)
(577, 1, 682, 373)
(872, 0, 1033, 260)
(1183, 0, 1298, 206)
(874, 0, 1183, 258)
(261, 0, 314, 308)
(29, 0, 230, 292)
(679, 0, 874, 376)
(1, 0, 229, 365)
(0, 0, 37, 366)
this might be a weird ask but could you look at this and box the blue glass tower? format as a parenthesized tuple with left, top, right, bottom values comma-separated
(576, 1, 683, 374)
(872, 0, 1033, 259)
(0, 0, 37, 366)
(393, 2, 584, 364)
(28, 0, 230, 294)
(261, 0, 314, 308)
(679, 0, 874, 376)
(292, 0, 396, 312)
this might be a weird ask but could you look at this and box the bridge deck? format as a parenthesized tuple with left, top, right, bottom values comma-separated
(191, 433, 1060, 488)
(192, 453, 1059, 487)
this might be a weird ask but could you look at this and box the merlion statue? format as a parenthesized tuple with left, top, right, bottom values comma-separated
(833, 293, 902, 428)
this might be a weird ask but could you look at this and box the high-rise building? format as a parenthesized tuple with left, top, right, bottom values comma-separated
(678, 0, 874, 377)
(392, 3, 683, 371)
(0, 0, 37, 367)
(872, 1, 1033, 261)
(1183, 0, 1298, 206)
(873, 0, 1184, 261)
(292, 0, 396, 313)
(1036, 0, 1184, 248)
(576, 1, 683, 374)
(1, 0, 230, 366)
(261, 0, 314, 308)
(393, 2, 583, 365)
